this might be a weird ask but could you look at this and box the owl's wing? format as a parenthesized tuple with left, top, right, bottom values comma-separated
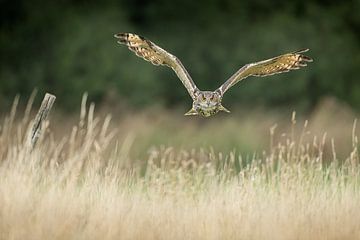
(115, 33, 199, 100)
(218, 49, 313, 95)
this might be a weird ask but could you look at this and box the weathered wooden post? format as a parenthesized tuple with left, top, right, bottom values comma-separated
(30, 93, 56, 148)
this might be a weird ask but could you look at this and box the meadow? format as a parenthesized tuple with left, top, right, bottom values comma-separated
(0, 94, 359, 240)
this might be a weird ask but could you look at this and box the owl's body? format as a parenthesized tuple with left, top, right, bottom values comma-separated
(198, 107, 218, 117)
(114, 33, 313, 117)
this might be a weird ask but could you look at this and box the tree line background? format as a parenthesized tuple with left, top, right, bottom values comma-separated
(0, 0, 359, 112)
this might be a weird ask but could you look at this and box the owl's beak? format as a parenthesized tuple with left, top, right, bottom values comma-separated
(184, 108, 198, 116)
(219, 105, 230, 113)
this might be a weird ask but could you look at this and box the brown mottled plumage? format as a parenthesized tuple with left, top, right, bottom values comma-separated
(115, 33, 313, 117)
(114, 33, 198, 100)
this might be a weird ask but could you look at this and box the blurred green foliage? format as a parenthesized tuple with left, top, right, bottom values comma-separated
(0, 0, 360, 111)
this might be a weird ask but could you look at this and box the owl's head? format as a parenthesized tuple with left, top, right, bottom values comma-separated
(194, 91, 221, 109)
(185, 90, 230, 117)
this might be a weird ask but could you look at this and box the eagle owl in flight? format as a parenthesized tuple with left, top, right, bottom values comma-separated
(115, 33, 313, 117)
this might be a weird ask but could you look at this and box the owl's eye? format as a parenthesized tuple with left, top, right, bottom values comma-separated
(202, 96, 206, 101)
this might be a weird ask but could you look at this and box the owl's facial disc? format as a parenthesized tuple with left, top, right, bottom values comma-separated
(192, 91, 223, 117)
(195, 92, 217, 107)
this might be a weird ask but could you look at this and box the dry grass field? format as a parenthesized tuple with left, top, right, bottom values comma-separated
(0, 95, 359, 240)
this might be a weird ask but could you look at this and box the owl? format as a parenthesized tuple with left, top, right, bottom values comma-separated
(115, 33, 313, 117)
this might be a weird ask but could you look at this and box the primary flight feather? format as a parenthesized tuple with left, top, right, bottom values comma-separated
(115, 33, 313, 117)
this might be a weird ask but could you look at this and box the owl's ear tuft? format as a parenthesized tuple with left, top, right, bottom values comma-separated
(184, 108, 198, 116)
(219, 105, 230, 113)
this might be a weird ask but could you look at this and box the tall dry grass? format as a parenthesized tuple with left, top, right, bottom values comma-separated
(0, 94, 359, 240)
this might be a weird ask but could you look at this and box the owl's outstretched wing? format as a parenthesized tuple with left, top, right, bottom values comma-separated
(115, 33, 199, 100)
(218, 49, 313, 95)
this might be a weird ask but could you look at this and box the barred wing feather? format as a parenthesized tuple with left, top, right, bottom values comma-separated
(218, 49, 313, 94)
(115, 33, 199, 100)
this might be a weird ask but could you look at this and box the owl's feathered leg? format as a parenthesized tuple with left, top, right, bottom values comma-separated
(219, 105, 230, 113)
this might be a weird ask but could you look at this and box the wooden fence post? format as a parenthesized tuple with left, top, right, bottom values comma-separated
(30, 93, 56, 148)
